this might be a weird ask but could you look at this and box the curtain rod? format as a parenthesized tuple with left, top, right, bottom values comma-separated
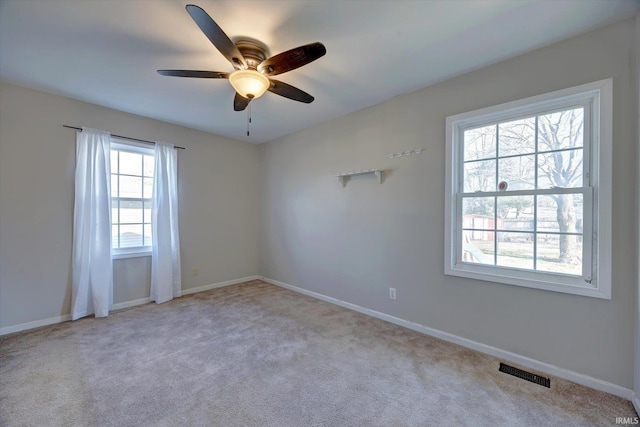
(63, 125, 186, 150)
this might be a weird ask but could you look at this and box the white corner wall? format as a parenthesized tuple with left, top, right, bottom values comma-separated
(0, 83, 260, 331)
(259, 18, 638, 390)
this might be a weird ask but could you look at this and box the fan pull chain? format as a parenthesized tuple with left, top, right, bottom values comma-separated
(246, 103, 252, 137)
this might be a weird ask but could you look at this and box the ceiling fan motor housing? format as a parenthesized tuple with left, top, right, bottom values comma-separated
(234, 40, 268, 70)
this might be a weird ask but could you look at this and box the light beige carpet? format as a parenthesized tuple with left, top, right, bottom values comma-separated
(1, 280, 636, 426)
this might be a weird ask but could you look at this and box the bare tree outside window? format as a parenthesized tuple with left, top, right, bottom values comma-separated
(461, 106, 584, 274)
(537, 108, 583, 263)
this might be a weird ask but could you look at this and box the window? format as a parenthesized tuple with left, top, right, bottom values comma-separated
(445, 79, 612, 299)
(110, 140, 154, 258)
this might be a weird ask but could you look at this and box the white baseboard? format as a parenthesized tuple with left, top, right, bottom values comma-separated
(0, 314, 73, 336)
(0, 275, 261, 336)
(180, 275, 261, 296)
(632, 391, 640, 416)
(261, 276, 635, 402)
(112, 297, 150, 311)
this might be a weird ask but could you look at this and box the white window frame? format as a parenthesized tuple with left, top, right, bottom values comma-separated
(444, 79, 612, 299)
(110, 139, 154, 259)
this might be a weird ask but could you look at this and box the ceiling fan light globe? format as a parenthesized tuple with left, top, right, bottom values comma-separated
(229, 70, 269, 99)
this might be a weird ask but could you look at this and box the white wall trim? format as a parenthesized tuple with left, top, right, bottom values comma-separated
(261, 276, 634, 402)
(0, 275, 261, 336)
(0, 314, 73, 336)
(112, 297, 150, 311)
(180, 275, 261, 296)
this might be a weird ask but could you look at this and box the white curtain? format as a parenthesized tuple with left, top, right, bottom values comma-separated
(150, 141, 181, 304)
(71, 128, 113, 320)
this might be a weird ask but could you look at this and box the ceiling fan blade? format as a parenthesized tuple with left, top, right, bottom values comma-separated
(234, 92, 251, 111)
(157, 70, 229, 78)
(267, 80, 314, 103)
(258, 42, 326, 76)
(185, 4, 247, 70)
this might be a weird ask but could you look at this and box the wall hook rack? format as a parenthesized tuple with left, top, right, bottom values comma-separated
(388, 148, 424, 159)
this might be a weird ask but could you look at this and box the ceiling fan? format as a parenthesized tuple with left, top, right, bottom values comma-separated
(158, 4, 326, 112)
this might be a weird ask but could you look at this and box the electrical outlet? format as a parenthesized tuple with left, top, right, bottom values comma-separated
(389, 288, 396, 300)
(191, 268, 199, 277)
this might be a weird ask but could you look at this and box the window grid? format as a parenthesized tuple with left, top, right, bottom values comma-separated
(533, 115, 539, 271)
(458, 105, 588, 278)
(493, 123, 499, 265)
(111, 144, 154, 252)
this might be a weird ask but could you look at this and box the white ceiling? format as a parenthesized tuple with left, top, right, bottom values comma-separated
(1, 0, 638, 144)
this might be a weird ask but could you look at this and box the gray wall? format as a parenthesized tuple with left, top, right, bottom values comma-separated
(0, 83, 260, 328)
(635, 10, 640, 402)
(259, 19, 637, 388)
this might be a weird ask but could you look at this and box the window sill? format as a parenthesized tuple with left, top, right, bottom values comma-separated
(112, 250, 151, 260)
(445, 264, 610, 300)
